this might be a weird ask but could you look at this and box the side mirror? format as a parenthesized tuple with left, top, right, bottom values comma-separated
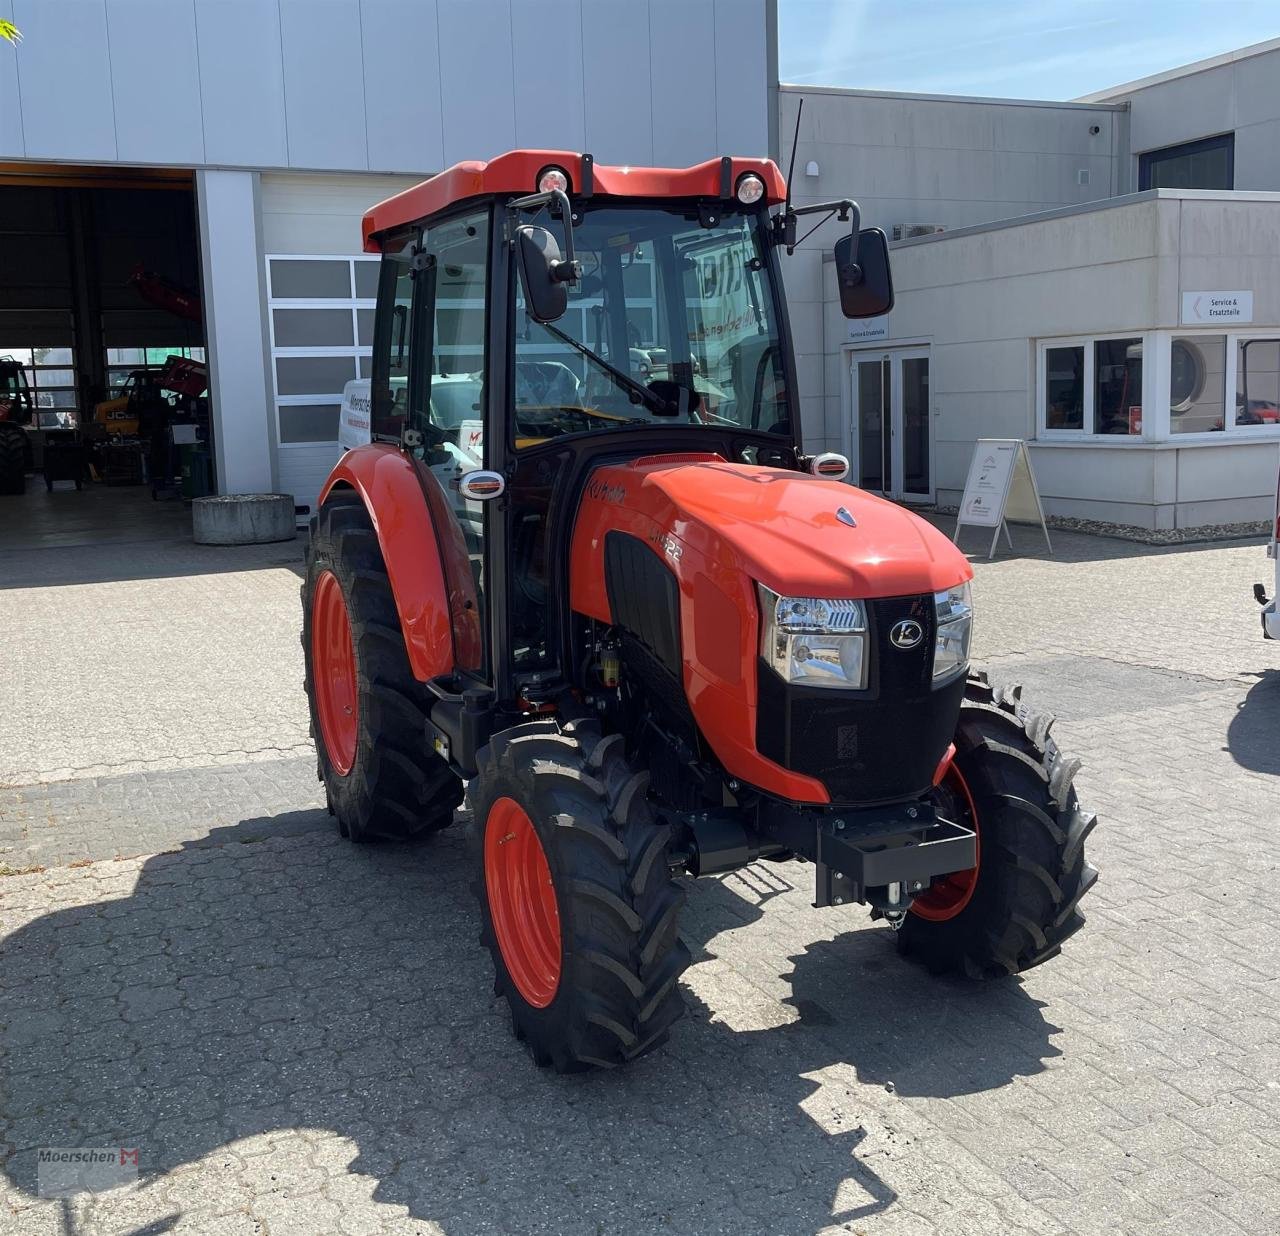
(834, 228, 894, 319)
(515, 225, 569, 324)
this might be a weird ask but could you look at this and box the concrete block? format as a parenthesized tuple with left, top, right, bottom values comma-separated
(192, 495, 296, 545)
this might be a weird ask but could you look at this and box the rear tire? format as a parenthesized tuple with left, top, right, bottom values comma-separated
(896, 671, 1099, 977)
(0, 424, 25, 496)
(302, 491, 463, 841)
(470, 720, 690, 1071)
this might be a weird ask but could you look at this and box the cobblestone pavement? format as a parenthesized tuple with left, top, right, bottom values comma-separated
(2, 522, 1280, 1235)
(0, 536, 310, 787)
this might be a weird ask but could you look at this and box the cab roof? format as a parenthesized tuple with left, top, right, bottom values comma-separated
(361, 149, 787, 252)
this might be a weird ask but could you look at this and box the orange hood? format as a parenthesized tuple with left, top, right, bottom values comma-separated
(584, 457, 971, 600)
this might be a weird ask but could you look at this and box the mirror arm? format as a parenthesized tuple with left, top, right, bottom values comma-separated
(509, 187, 581, 284)
(772, 199, 861, 254)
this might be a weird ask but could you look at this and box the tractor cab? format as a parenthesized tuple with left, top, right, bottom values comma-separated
(0, 356, 34, 425)
(305, 151, 1096, 1073)
(343, 152, 891, 697)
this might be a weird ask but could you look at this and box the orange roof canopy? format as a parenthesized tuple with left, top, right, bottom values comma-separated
(361, 150, 786, 252)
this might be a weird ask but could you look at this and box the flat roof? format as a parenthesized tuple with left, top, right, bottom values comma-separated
(888, 188, 1280, 249)
(778, 82, 1120, 112)
(1075, 35, 1280, 102)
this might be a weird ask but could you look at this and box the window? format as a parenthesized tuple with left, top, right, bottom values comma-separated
(1038, 336, 1143, 437)
(1170, 336, 1226, 433)
(1237, 339, 1280, 429)
(417, 209, 490, 676)
(368, 212, 489, 446)
(511, 204, 788, 447)
(1044, 345, 1084, 430)
(425, 210, 489, 436)
(1138, 133, 1234, 191)
(105, 346, 205, 399)
(1094, 338, 1143, 436)
(0, 346, 78, 429)
(1039, 331, 1280, 441)
(370, 236, 417, 441)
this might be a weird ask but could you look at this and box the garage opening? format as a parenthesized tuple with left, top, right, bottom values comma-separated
(0, 163, 211, 549)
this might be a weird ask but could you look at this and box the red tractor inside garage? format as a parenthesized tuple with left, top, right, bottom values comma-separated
(303, 150, 1098, 1071)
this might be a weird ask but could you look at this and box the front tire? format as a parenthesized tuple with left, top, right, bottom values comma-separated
(302, 492, 463, 841)
(897, 671, 1099, 977)
(470, 720, 690, 1071)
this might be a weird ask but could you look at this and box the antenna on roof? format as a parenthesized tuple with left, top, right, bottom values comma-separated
(784, 97, 803, 219)
(777, 98, 803, 252)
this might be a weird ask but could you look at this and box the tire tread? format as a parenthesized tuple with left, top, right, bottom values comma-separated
(470, 720, 690, 1072)
(897, 671, 1098, 977)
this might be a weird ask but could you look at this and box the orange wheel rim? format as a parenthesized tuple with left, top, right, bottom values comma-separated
(484, 796, 562, 1008)
(911, 762, 982, 922)
(312, 570, 359, 776)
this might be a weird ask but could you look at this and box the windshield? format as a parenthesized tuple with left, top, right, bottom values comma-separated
(512, 204, 789, 447)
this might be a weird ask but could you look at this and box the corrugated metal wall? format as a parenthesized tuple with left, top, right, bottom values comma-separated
(1, 0, 771, 173)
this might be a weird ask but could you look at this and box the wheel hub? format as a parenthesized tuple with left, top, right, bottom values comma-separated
(484, 797, 562, 1008)
(909, 763, 982, 922)
(312, 570, 359, 776)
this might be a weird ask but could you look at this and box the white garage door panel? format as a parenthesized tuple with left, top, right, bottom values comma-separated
(260, 173, 422, 256)
(265, 248, 379, 514)
(280, 444, 344, 517)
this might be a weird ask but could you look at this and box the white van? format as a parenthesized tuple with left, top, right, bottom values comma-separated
(1257, 446, 1280, 639)
(337, 374, 485, 548)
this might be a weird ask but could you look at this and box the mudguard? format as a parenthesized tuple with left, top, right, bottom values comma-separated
(319, 443, 481, 682)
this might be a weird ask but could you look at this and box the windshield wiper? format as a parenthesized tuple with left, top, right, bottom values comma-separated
(537, 321, 673, 416)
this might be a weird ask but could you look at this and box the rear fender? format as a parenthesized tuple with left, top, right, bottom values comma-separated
(319, 443, 482, 682)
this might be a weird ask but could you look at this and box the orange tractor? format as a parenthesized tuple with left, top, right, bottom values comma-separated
(303, 151, 1097, 1071)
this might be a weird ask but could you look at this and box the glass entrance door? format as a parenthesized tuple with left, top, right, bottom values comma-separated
(851, 349, 932, 501)
(854, 354, 890, 492)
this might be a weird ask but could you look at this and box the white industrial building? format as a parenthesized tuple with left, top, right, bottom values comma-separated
(782, 37, 1280, 532)
(2, 3, 1279, 534)
(0, 0, 770, 519)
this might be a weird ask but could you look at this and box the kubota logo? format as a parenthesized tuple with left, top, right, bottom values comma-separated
(889, 619, 924, 650)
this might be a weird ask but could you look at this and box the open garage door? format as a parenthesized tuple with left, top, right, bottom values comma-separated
(0, 163, 210, 549)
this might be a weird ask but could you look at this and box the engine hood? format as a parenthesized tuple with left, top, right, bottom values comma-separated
(624, 457, 971, 598)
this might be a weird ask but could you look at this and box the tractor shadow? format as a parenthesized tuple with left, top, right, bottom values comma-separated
(1227, 669, 1280, 776)
(0, 814, 1059, 1235)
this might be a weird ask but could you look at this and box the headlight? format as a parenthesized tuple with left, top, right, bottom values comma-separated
(759, 585, 867, 690)
(933, 581, 972, 684)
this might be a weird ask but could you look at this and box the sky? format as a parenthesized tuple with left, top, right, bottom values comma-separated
(777, 0, 1280, 99)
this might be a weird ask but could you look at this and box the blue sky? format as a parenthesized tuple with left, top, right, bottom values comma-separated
(777, 1, 1280, 98)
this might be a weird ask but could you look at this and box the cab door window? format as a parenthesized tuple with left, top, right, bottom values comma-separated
(370, 232, 419, 441)
(416, 209, 491, 674)
(423, 210, 489, 451)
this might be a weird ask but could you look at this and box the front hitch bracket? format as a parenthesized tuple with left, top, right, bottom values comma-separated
(760, 800, 977, 909)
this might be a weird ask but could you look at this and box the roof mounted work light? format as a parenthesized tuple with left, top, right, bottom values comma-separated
(537, 166, 570, 195)
(735, 173, 766, 205)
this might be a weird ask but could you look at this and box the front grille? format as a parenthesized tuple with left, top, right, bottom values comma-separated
(756, 593, 965, 805)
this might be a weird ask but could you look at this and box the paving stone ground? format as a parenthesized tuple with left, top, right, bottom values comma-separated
(2, 519, 1279, 1235)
